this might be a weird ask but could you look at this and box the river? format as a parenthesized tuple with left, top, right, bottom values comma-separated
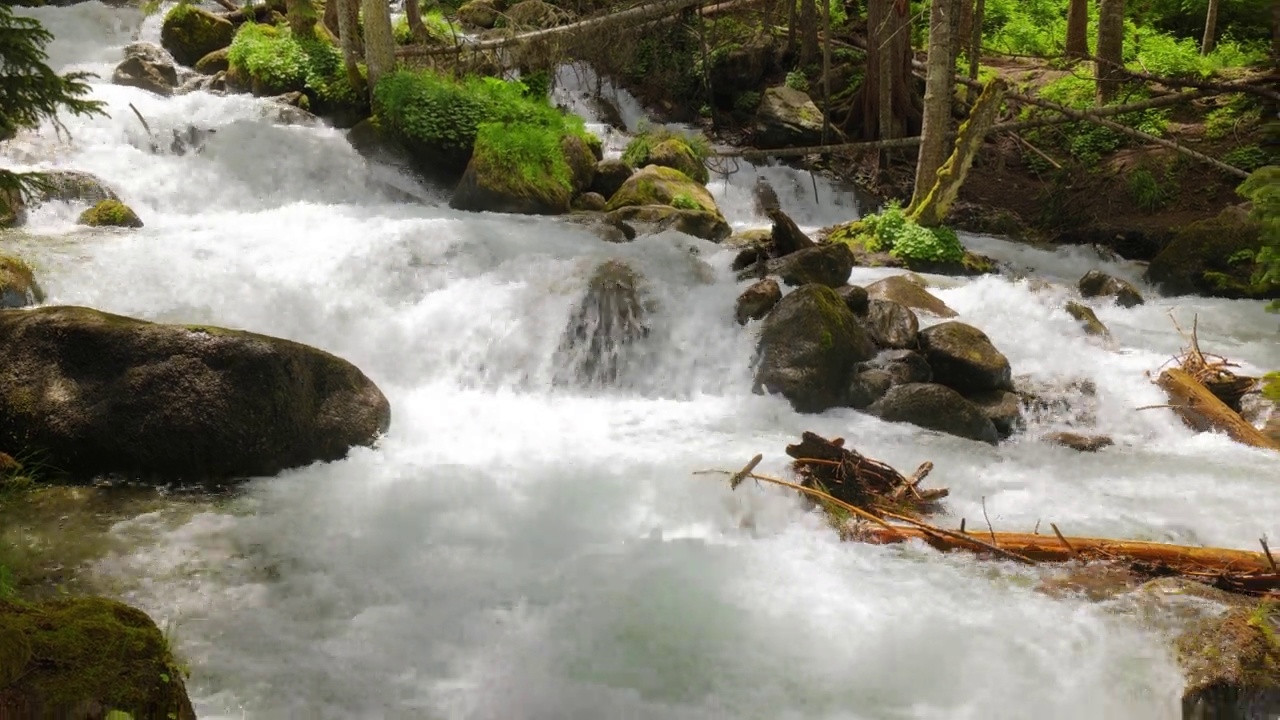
(4, 3, 1279, 718)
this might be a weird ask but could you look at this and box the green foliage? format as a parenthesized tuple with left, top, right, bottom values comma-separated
(784, 70, 809, 92)
(392, 9, 457, 45)
(734, 90, 761, 114)
(472, 121, 571, 193)
(373, 69, 591, 171)
(845, 202, 967, 263)
(0, 4, 106, 201)
(1222, 144, 1271, 173)
(621, 125, 711, 170)
(671, 193, 700, 210)
(226, 22, 362, 112)
(0, 565, 12, 600)
(1264, 373, 1280, 402)
(1027, 75, 1170, 165)
(1234, 166, 1280, 310)
(1126, 168, 1170, 212)
(1204, 95, 1261, 140)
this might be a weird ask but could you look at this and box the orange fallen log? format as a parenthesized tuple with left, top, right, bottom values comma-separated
(1157, 368, 1280, 451)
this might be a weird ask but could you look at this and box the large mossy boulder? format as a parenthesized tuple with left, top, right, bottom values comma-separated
(1146, 206, 1277, 300)
(762, 243, 854, 288)
(604, 165, 730, 242)
(0, 306, 391, 483)
(868, 383, 1000, 445)
(505, 0, 572, 28)
(160, 4, 235, 67)
(1176, 603, 1280, 718)
(621, 131, 710, 185)
(77, 199, 143, 228)
(450, 123, 579, 215)
(917, 321, 1013, 395)
(754, 85, 824, 149)
(553, 260, 650, 386)
(0, 597, 196, 719)
(0, 256, 44, 309)
(111, 42, 179, 96)
(865, 275, 957, 317)
(753, 284, 876, 413)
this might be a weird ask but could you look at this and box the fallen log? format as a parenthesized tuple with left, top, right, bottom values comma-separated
(1157, 368, 1280, 451)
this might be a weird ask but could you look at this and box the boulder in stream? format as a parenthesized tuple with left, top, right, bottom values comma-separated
(1176, 602, 1280, 719)
(866, 349, 932, 385)
(861, 299, 919, 350)
(917, 321, 1013, 395)
(836, 284, 869, 314)
(0, 306, 391, 483)
(646, 138, 709, 185)
(753, 86, 824, 149)
(753, 284, 876, 413)
(0, 596, 197, 719)
(604, 165, 730, 242)
(111, 42, 179, 96)
(160, 4, 235, 67)
(865, 275, 957, 318)
(26, 171, 117, 206)
(763, 243, 854, 288)
(0, 256, 44, 309)
(195, 46, 231, 75)
(964, 389, 1023, 438)
(591, 159, 633, 201)
(554, 260, 651, 386)
(1043, 431, 1114, 452)
(77, 200, 143, 229)
(735, 278, 781, 325)
(868, 383, 1000, 445)
(1064, 300, 1110, 337)
(1145, 205, 1277, 300)
(456, 0, 500, 28)
(1078, 270, 1145, 308)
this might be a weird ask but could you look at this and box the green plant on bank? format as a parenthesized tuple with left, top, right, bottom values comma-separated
(1204, 95, 1262, 140)
(784, 69, 808, 92)
(620, 124, 711, 169)
(1126, 167, 1172, 212)
(733, 91, 760, 114)
(833, 201, 966, 264)
(1222, 144, 1271, 174)
(226, 22, 363, 112)
(1232, 166, 1280, 311)
(1024, 74, 1170, 165)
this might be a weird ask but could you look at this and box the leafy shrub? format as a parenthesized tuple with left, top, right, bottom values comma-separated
(850, 202, 966, 263)
(784, 70, 808, 92)
(1126, 168, 1169, 212)
(227, 22, 361, 112)
(373, 69, 592, 172)
(1029, 75, 1169, 165)
(734, 90, 761, 114)
(1233, 166, 1280, 310)
(1223, 144, 1271, 173)
(1203, 95, 1261, 140)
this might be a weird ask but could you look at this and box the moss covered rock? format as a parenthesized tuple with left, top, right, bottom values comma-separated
(195, 46, 230, 75)
(1064, 300, 1109, 337)
(504, 0, 572, 28)
(865, 275, 957, 318)
(1176, 603, 1280, 718)
(560, 134, 596, 194)
(591, 159, 633, 200)
(450, 122, 578, 215)
(0, 256, 45, 309)
(160, 4, 235, 67)
(1077, 269, 1144, 308)
(917, 321, 1013, 395)
(868, 383, 1000, 445)
(456, 0, 500, 28)
(77, 200, 143, 229)
(646, 138, 709, 185)
(753, 284, 876, 413)
(604, 165, 730, 241)
(0, 596, 196, 719)
(227, 22, 364, 118)
(621, 132, 709, 185)
(761, 243, 855, 288)
(0, 306, 391, 483)
(1146, 206, 1276, 300)
(754, 85, 824, 149)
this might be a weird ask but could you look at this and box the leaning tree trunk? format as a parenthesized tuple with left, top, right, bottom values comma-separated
(967, 0, 984, 85)
(800, 0, 819, 67)
(405, 0, 429, 42)
(1095, 0, 1125, 104)
(324, 0, 340, 37)
(910, 78, 1007, 227)
(285, 0, 317, 38)
(336, 0, 366, 98)
(909, 0, 960, 212)
(1065, 0, 1088, 59)
(854, 0, 918, 141)
(362, 0, 397, 94)
(1201, 0, 1219, 56)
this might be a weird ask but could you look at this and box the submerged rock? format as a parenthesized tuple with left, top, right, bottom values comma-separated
(0, 306, 391, 483)
(964, 389, 1023, 438)
(735, 278, 780, 325)
(1064, 300, 1110, 337)
(1176, 603, 1280, 719)
(572, 192, 607, 212)
(753, 284, 876, 413)
(1078, 270, 1145, 308)
(0, 596, 197, 719)
(160, 4, 235, 67)
(112, 42, 179, 96)
(77, 200, 143, 228)
(0, 255, 45, 309)
(865, 275, 957, 318)
(554, 260, 650, 386)
(1043, 431, 1114, 452)
(868, 383, 1000, 445)
(917, 321, 1013, 395)
(754, 85, 824, 149)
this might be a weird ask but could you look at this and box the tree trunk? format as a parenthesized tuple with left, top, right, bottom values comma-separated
(336, 0, 366, 97)
(285, 0, 317, 38)
(910, 0, 960, 211)
(800, 0, 819, 66)
(821, 0, 832, 143)
(1201, 0, 1219, 56)
(788, 0, 798, 57)
(323, 0, 340, 38)
(910, 77, 1006, 227)
(1065, 0, 1088, 59)
(967, 0, 983, 85)
(854, 0, 918, 141)
(1095, 0, 1125, 104)
(405, 0, 429, 42)
(362, 0, 396, 93)
(1158, 368, 1280, 451)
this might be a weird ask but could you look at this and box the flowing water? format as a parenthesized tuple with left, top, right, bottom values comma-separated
(4, 4, 1280, 718)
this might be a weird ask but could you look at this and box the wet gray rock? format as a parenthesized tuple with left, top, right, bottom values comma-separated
(865, 275, 957, 318)
(735, 278, 781, 325)
(868, 383, 1000, 445)
(965, 389, 1023, 438)
(554, 260, 651, 386)
(847, 369, 893, 410)
(862, 299, 920, 350)
(836, 284, 869, 315)
(113, 42, 180, 96)
(867, 349, 932, 385)
(918, 321, 1013, 395)
(1078, 270, 1145, 308)
(764, 243, 855, 288)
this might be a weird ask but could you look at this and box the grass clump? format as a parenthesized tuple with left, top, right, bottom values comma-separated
(226, 22, 363, 115)
(1126, 168, 1171, 212)
(373, 69, 593, 174)
(471, 121, 573, 202)
(621, 125, 711, 182)
(832, 202, 966, 264)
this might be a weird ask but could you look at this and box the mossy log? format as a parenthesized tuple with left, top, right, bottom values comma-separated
(1157, 368, 1280, 452)
(909, 77, 1007, 227)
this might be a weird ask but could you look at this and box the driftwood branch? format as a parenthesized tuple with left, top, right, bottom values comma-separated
(1084, 54, 1280, 102)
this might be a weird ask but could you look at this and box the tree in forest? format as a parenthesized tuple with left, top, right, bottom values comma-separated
(285, 0, 318, 38)
(1201, 0, 1220, 55)
(361, 0, 396, 93)
(1095, 0, 1125, 103)
(852, 0, 918, 142)
(404, 0, 429, 43)
(799, 0, 819, 66)
(336, 0, 365, 95)
(1064, 0, 1088, 59)
(910, 0, 961, 210)
(0, 4, 105, 203)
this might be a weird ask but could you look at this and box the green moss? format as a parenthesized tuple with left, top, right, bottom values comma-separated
(470, 121, 573, 203)
(621, 127, 711, 183)
(76, 199, 142, 228)
(160, 4, 235, 66)
(373, 68, 595, 175)
(226, 22, 364, 116)
(0, 597, 193, 717)
(671, 193, 699, 210)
